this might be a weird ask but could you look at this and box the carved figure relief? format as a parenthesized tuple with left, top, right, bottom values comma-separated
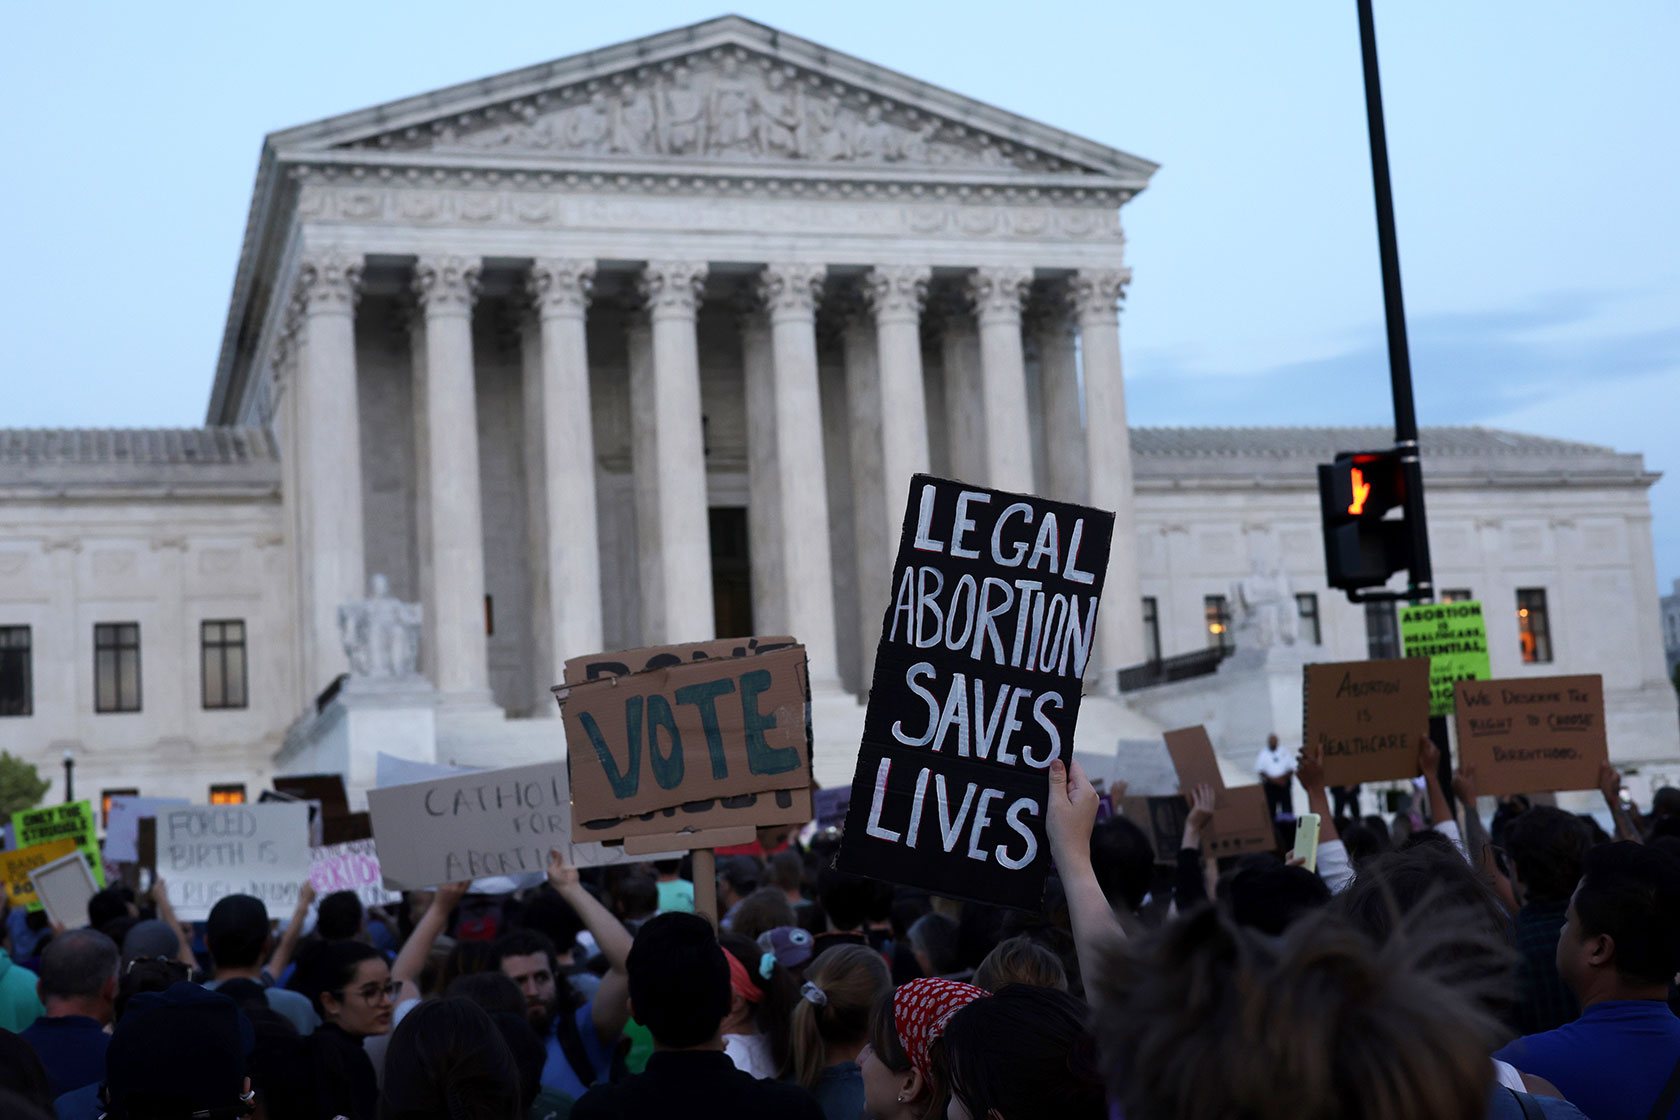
(348, 50, 1077, 174)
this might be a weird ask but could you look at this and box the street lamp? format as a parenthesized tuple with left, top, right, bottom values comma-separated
(62, 748, 74, 803)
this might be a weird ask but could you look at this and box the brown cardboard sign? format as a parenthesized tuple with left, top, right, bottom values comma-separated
(322, 811, 373, 845)
(560, 636, 798, 690)
(1304, 659, 1431, 785)
(1162, 724, 1275, 856)
(1116, 795, 1189, 864)
(1453, 674, 1608, 796)
(273, 774, 350, 816)
(563, 644, 811, 829)
(1163, 726, 1229, 808)
(137, 817, 157, 871)
(576, 785, 813, 844)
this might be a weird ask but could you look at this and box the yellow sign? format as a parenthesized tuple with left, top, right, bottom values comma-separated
(1, 838, 78, 909)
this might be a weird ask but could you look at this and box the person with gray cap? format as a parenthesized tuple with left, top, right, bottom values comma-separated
(98, 981, 256, 1120)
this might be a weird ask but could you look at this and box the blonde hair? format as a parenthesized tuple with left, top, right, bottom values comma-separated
(788, 944, 890, 1090)
(973, 936, 1068, 993)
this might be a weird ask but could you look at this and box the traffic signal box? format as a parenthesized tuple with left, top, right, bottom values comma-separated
(1318, 450, 1411, 591)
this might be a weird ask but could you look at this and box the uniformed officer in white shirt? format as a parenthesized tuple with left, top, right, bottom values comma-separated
(1255, 733, 1295, 821)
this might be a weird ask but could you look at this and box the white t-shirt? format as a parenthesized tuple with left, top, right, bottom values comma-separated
(723, 1032, 776, 1079)
(1256, 744, 1294, 780)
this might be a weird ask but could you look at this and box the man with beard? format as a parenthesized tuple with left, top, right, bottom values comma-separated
(495, 850, 634, 1099)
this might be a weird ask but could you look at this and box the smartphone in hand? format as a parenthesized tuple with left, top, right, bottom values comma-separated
(1292, 813, 1321, 873)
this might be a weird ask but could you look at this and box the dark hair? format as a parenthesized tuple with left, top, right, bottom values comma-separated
(88, 886, 133, 931)
(439, 939, 497, 995)
(115, 958, 192, 1022)
(627, 913, 730, 1049)
(1340, 821, 1391, 869)
(720, 932, 798, 1075)
(1224, 862, 1331, 936)
(446, 971, 527, 1018)
(206, 895, 271, 969)
(1572, 841, 1680, 986)
(908, 912, 962, 977)
(1090, 815, 1154, 912)
(611, 874, 660, 922)
(974, 936, 1068, 993)
(730, 886, 796, 941)
(866, 991, 952, 1120)
(378, 998, 522, 1120)
(37, 928, 119, 1000)
(1504, 805, 1591, 903)
(718, 855, 761, 897)
(518, 890, 584, 953)
(791, 944, 890, 1090)
(769, 850, 804, 893)
(316, 890, 365, 941)
(652, 859, 683, 875)
(0, 1029, 53, 1111)
(816, 868, 875, 932)
(488, 1011, 545, 1113)
(492, 929, 560, 978)
(944, 984, 1104, 1120)
(296, 940, 383, 1018)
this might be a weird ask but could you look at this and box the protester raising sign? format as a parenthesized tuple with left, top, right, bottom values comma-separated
(1162, 725, 1275, 856)
(0, 838, 78, 910)
(156, 803, 312, 920)
(560, 640, 814, 844)
(837, 475, 1114, 911)
(1454, 674, 1608, 796)
(1303, 658, 1431, 786)
(1400, 601, 1492, 715)
(310, 839, 399, 908)
(11, 801, 104, 889)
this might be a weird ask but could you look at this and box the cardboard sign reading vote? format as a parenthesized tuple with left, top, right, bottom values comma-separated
(562, 644, 812, 842)
(837, 475, 1115, 911)
(1400, 601, 1493, 716)
(157, 803, 312, 921)
(1454, 674, 1608, 796)
(367, 759, 656, 890)
(0, 838, 78, 909)
(12, 801, 104, 889)
(1304, 659, 1431, 786)
(1163, 725, 1275, 857)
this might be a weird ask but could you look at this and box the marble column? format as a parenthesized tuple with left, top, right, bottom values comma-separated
(1035, 292, 1089, 504)
(740, 308, 786, 636)
(412, 254, 492, 705)
(1073, 268, 1145, 680)
(938, 295, 986, 485)
(853, 266, 932, 689)
(969, 266, 1036, 494)
(525, 259, 603, 708)
(759, 263, 840, 686)
(632, 261, 715, 644)
(291, 249, 366, 702)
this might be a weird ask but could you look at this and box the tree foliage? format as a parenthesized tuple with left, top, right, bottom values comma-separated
(0, 751, 52, 818)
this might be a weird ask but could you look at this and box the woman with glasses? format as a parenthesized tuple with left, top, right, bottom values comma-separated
(298, 940, 395, 1120)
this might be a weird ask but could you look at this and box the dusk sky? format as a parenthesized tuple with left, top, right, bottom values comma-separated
(2, 2, 1675, 588)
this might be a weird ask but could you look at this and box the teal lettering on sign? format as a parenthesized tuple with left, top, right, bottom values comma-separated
(647, 695, 684, 791)
(742, 668, 797, 776)
(675, 678, 737, 779)
(582, 698, 642, 800)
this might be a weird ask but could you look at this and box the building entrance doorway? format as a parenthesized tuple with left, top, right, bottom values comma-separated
(709, 507, 754, 639)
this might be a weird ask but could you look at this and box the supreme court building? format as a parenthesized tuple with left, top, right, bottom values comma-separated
(2, 17, 1675, 806)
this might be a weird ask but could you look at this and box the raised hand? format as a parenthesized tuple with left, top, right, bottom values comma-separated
(1187, 784, 1216, 832)
(1047, 758, 1100, 869)
(1453, 764, 1480, 805)
(546, 848, 581, 893)
(1296, 743, 1326, 794)
(1417, 735, 1441, 777)
(435, 880, 471, 910)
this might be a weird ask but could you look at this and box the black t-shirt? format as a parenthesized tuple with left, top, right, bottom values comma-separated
(572, 1049, 824, 1120)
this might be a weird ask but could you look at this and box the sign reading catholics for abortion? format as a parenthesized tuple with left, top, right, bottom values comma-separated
(561, 642, 813, 844)
(157, 803, 312, 921)
(1304, 658, 1432, 786)
(1453, 674, 1608, 796)
(836, 475, 1115, 911)
(1400, 601, 1493, 715)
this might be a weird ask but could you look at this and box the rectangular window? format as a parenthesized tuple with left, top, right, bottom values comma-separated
(1442, 588, 1474, 602)
(209, 783, 247, 806)
(201, 619, 249, 710)
(0, 626, 31, 716)
(1295, 593, 1322, 645)
(100, 788, 139, 828)
(1517, 588, 1553, 663)
(94, 622, 142, 713)
(1204, 595, 1233, 653)
(1142, 597, 1161, 662)
(1364, 600, 1400, 659)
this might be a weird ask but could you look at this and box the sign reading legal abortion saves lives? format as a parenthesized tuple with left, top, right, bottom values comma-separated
(158, 803, 312, 921)
(837, 475, 1114, 910)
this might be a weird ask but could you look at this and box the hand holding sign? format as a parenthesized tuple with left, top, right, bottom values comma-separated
(1046, 757, 1100, 866)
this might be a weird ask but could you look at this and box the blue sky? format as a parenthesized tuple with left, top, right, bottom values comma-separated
(1, 2, 1675, 590)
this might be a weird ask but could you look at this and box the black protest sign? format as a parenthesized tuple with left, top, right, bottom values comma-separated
(837, 475, 1114, 910)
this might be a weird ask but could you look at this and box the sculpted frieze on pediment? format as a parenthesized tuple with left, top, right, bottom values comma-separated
(337, 49, 1101, 177)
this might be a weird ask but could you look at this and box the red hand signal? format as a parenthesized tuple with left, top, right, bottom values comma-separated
(1347, 467, 1372, 515)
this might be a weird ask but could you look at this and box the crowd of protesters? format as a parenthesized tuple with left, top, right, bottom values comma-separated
(1, 736, 1677, 1120)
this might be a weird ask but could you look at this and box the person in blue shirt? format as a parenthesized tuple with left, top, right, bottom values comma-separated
(1495, 841, 1680, 1120)
(493, 849, 635, 1101)
(18, 929, 118, 1098)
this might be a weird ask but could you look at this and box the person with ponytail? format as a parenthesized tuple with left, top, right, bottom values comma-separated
(859, 977, 987, 1120)
(719, 933, 797, 1079)
(942, 984, 1105, 1120)
(787, 944, 891, 1120)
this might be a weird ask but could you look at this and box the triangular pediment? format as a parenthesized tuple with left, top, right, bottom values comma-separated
(269, 16, 1156, 185)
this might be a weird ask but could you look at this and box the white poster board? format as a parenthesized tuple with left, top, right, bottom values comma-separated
(310, 839, 400, 907)
(30, 851, 99, 928)
(366, 759, 667, 891)
(105, 796, 190, 864)
(157, 803, 312, 920)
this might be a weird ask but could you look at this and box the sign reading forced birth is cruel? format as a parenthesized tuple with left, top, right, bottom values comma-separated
(837, 475, 1115, 911)
(561, 643, 813, 844)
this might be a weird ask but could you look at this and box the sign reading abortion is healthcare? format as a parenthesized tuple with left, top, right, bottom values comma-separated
(837, 475, 1114, 910)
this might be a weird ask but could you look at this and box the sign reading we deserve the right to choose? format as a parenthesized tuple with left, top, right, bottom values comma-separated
(1303, 658, 1431, 786)
(1454, 674, 1608, 795)
(837, 475, 1114, 911)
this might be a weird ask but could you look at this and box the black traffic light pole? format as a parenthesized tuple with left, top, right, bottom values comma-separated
(1356, 0, 1434, 607)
